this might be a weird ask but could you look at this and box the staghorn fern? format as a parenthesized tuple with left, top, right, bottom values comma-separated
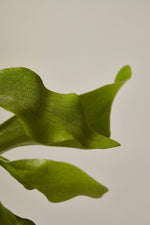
(0, 65, 131, 224)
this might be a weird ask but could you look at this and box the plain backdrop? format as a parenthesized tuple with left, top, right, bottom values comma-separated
(0, 1, 150, 225)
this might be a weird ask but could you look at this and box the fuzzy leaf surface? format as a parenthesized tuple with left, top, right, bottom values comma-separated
(0, 66, 131, 153)
(0, 157, 108, 203)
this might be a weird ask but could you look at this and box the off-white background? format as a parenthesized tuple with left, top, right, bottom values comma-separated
(0, 1, 150, 225)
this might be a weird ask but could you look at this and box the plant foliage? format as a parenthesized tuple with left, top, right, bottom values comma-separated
(0, 66, 131, 224)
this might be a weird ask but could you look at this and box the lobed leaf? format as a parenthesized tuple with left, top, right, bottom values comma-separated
(0, 157, 108, 203)
(0, 201, 35, 225)
(79, 65, 131, 137)
(0, 66, 131, 153)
